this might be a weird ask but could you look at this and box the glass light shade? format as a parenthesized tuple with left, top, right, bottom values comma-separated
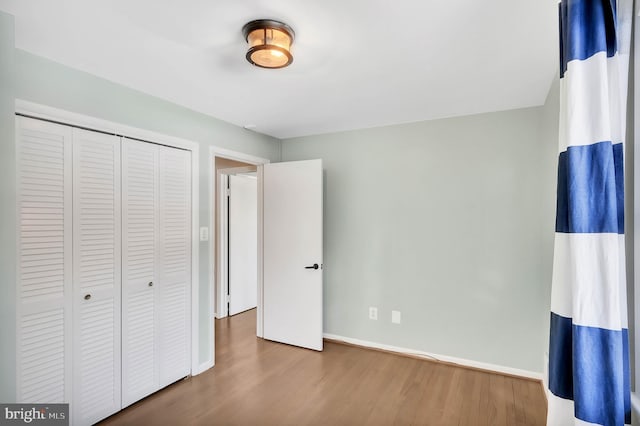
(242, 20, 294, 69)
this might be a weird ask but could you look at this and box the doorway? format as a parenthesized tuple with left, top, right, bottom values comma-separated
(214, 157, 257, 319)
(224, 170, 258, 317)
(209, 149, 323, 358)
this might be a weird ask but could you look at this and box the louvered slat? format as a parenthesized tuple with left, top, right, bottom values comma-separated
(19, 309, 65, 402)
(123, 290, 155, 400)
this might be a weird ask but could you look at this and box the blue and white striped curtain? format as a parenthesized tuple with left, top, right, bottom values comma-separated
(547, 0, 632, 425)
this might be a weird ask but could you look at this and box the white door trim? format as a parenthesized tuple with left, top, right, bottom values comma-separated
(217, 172, 229, 319)
(209, 147, 269, 339)
(15, 100, 202, 376)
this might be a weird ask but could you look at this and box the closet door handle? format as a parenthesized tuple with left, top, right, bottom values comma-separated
(304, 264, 319, 270)
(148, 281, 154, 287)
(84, 294, 91, 300)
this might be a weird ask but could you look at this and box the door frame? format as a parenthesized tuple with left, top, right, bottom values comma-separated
(209, 148, 269, 338)
(15, 100, 204, 375)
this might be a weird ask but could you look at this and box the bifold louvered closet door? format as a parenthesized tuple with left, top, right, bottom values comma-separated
(71, 128, 122, 425)
(121, 140, 158, 406)
(121, 139, 192, 407)
(16, 116, 192, 426)
(16, 117, 73, 406)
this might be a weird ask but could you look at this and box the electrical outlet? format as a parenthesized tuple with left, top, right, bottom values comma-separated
(392, 310, 401, 324)
(369, 307, 378, 320)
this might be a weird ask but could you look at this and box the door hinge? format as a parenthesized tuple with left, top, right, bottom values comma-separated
(226, 188, 231, 197)
(226, 294, 230, 303)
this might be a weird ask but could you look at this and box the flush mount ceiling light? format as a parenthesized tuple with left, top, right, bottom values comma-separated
(242, 19, 295, 69)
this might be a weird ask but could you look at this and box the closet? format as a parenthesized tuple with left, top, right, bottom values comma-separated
(16, 116, 192, 425)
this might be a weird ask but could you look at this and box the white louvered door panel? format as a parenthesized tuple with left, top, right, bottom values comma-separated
(16, 117, 72, 404)
(121, 139, 160, 407)
(158, 146, 191, 387)
(72, 128, 122, 425)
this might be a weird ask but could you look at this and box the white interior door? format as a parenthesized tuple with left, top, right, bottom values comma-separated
(263, 159, 323, 351)
(229, 174, 257, 316)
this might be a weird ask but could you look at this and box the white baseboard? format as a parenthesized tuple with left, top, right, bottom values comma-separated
(193, 359, 215, 376)
(631, 392, 640, 417)
(323, 333, 542, 381)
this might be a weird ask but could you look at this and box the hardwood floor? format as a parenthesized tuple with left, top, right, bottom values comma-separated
(100, 309, 547, 425)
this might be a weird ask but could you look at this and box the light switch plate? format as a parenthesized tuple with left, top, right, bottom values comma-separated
(199, 227, 209, 241)
(392, 310, 401, 324)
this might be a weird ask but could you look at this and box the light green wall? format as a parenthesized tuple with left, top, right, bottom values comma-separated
(10, 49, 281, 373)
(282, 105, 558, 373)
(0, 11, 16, 403)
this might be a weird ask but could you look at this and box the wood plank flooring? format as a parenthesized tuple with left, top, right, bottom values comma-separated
(100, 309, 547, 425)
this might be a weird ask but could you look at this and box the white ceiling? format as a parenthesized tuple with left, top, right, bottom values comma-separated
(0, 0, 559, 139)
